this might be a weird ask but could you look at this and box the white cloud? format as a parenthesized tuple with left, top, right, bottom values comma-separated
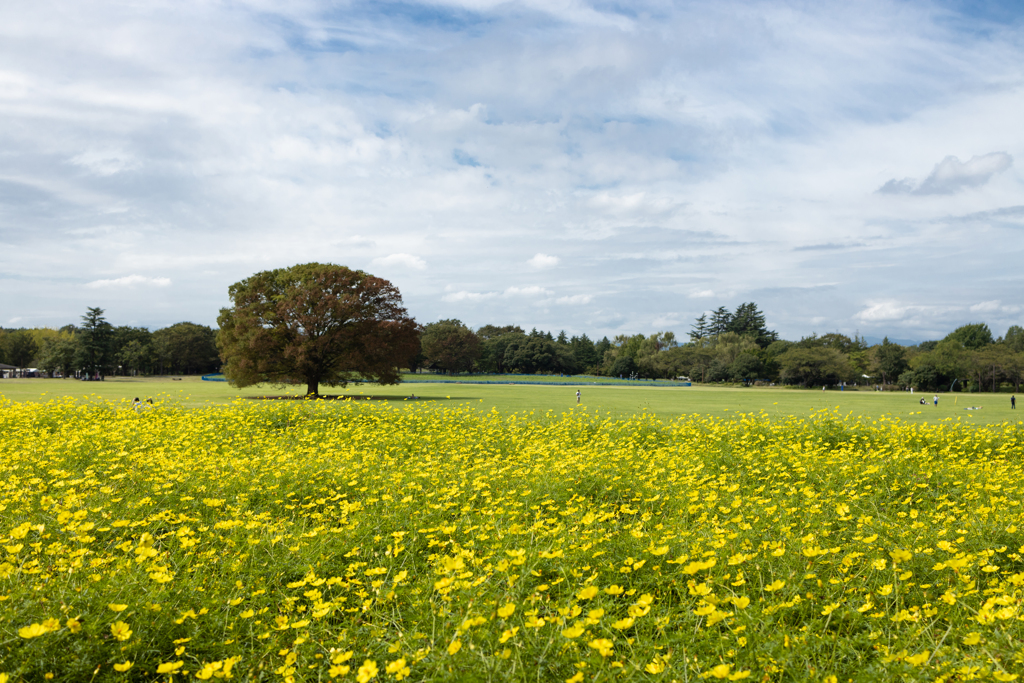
(68, 148, 139, 176)
(504, 286, 551, 297)
(970, 300, 1021, 314)
(878, 152, 1013, 195)
(441, 286, 555, 303)
(853, 301, 911, 323)
(688, 290, 715, 299)
(85, 275, 171, 288)
(371, 253, 427, 270)
(441, 290, 497, 302)
(556, 294, 592, 305)
(970, 300, 1002, 313)
(917, 153, 1013, 195)
(528, 253, 560, 269)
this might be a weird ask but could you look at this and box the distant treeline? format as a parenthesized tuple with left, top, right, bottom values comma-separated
(417, 303, 1024, 392)
(4, 302, 1023, 392)
(0, 308, 219, 377)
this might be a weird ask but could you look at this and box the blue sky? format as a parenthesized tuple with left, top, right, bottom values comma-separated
(1, 0, 1022, 342)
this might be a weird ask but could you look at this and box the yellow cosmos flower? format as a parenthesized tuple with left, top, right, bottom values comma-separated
(577, 586, 599, 600)
(156, 661, 183, 674)
(561, 624, 585, 639)
(588, 638, 614, 657)
(904, 651, 929, 666)
(356, 660, 379, 683)
(708, 664, 751, 680)
(645, 659, 667, 674)
(385, 658, 410, 680)
(108, 603, 128, 612)
(497, 603, 516, 618)
(110, 621, 132, 641)
(18, 623, 51, 639)
(113, 662, 133, 672)
(889, 549, 912, 563)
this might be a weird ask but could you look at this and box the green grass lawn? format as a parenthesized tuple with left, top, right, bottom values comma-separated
(2, 375, 1020, 425)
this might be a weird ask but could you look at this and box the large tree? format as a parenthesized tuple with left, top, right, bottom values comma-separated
(778, 347, 854, 387)
(75, 307, 114, 375)
(569, 334, 600, 371)
(476, 325, 526, 374)
(727, 302, 777, 347)
(709, 306, 733, 337)
(217, 263, 420, 396)
(111, 326, 153, 375)
(420, 319, 481, 374)
(153, 322, 219, 374)
(944, 323, 994, 350)
(5, 330, 39, 368)
(689, 313, 709, 345)
(1003, 325, 1024, 353)
(39, 333, 78, 378)
(873, 337, 908, 386)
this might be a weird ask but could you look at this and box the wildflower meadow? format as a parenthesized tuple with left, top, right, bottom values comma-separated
(2, 397, 1024, 682)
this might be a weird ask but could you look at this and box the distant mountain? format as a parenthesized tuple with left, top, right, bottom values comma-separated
(862, 336, 924, 347)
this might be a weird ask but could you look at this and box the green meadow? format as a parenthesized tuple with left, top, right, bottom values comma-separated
(1, 375, 1019, 425)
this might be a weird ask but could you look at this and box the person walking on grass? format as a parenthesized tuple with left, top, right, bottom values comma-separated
(934, 394, 939, 406)
(1013, 395, 1016, 410)
(576, 390, 581, 405)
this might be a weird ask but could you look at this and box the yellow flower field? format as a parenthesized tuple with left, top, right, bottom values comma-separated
(1, 397, 1023, 682)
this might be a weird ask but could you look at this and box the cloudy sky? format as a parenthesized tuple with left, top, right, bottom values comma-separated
(2, 0, 1022, 342)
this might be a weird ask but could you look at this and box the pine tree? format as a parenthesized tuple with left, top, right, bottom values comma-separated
(710, 306, 733, 337)
(689, 314, 709, 343)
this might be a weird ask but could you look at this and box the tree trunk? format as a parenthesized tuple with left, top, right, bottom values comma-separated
(306, 379, 319, 397)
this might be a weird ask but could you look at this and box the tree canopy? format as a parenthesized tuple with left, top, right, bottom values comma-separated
(217, 263, 419, 396)
(944, 323, 994, 350)
(75, 307, 113, 375)
(153, 322, 220, 374)
(420, 319, 480, 374)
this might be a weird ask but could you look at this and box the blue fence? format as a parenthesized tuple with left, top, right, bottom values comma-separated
(403, 378, 692, 387)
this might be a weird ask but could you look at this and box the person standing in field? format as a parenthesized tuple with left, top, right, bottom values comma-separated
(576, 390, 581, 404)
(1012, 395, 1016, 409)
(933, 395, 939, 406)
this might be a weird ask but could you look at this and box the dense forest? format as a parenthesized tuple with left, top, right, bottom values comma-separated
(0, 307, 220, 378)
(3, 303, 1023, 392)
(417, 303, 1024, 392)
